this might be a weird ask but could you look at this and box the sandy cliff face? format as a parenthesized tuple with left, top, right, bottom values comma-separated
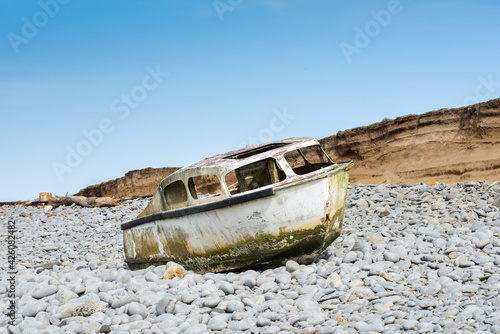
(320, 98, 500, 184)
(76, 98, 500, 198)
(76, 167, 179, 198)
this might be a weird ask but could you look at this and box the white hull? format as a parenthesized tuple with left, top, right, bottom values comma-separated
(123, 164, 350, 272)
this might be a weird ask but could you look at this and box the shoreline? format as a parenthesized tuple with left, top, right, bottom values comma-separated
(0, 182, 499, 333)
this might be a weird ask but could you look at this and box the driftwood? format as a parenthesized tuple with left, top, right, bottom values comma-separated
(48, 195, 121, 208)
(483, 181, 499, 191)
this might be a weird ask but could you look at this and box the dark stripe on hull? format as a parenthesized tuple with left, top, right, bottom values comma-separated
(121, 187, 275, 230)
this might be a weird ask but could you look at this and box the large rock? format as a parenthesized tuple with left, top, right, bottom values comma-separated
(73, 301, 106, 317)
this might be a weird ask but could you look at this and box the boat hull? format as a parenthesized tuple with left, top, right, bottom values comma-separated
(122, 163, 351, 272)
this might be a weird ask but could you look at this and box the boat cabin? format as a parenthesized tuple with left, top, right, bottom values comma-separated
(138, 137, 335, 217)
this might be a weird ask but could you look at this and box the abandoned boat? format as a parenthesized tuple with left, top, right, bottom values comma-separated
(121, 137, 353, 272)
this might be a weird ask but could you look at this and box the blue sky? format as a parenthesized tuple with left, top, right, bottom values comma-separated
(1, 0, 499, 201)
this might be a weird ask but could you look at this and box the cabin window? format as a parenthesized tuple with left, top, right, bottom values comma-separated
(164, 180, 188, 209)
(284, 145, 333, 175)
(225, 158, 286, 195)
(225, 170, 239, 195)
(188, 175, 222, 199)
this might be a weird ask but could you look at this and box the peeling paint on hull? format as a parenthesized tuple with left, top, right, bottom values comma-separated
(123, 163, 351, 273)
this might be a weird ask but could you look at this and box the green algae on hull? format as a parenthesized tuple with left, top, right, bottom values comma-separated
(124, 186, 348, 273)
(126, 222, 330, 272)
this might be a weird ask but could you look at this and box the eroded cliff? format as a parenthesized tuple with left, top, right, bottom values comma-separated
(76, 167, 179, 198)
(76, 98, 500, 198)
(320, 98, 500, 184)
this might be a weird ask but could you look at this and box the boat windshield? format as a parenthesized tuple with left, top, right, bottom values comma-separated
(225, 158, 286, 195)
(284, 145, 333, 175)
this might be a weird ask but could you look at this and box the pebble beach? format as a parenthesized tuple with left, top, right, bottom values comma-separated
(1, 182, 500, 334)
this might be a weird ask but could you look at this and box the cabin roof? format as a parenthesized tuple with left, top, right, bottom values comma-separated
(175, 137, 319, 175)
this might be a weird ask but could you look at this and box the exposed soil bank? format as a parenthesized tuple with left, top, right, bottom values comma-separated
(76, 167, 179, 198)
(76, 99, 500, 198)
(320, 98, 500, 185)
